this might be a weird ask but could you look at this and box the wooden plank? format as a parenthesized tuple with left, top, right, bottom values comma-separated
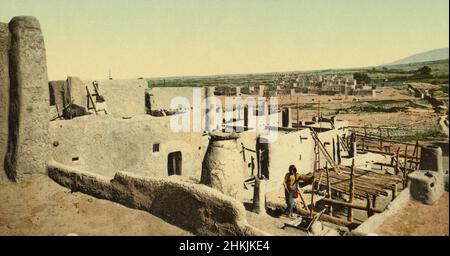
(294, 207, 352, 227)
(321, 198, 383, 214)
(326, 170, 400, 190)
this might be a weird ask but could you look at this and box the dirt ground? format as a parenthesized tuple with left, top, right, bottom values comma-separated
(376, 193, 449, 236)
(0, 175, 191, 236)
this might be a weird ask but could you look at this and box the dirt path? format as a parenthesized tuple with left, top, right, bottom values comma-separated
(0, 175, 191, 236)
(376, 193, 449, 236)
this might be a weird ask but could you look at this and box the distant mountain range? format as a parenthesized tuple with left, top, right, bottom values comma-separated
(385, 47, 449, 66)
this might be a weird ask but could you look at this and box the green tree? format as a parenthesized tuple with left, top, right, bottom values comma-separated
(417, 66, 432, 76)
(353, 73, 371, 84)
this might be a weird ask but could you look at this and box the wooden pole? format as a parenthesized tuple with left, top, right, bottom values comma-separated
(379, 127, 383, 151)
(318, 101, 321, 120)
(403, 145, 408, 188)
(415, 140, 420, 170)
(395, 148, 400, 176)
(297, 189, 309, 211)
(310, 170, 315, 217)
(332, 138, 336, 162)
(391, 183, 397, 201)
(322, 198, 383, 213)
(294, 207, 351, 227)
(366, 195, 374, 217)
(326, 165, 333, 216)
(348, 159, 356, 222)
(296, 96, 299, 130)
(311, 144, 318, 216)
(363, 127, 367, 151)
(257, 149, 262, 179)
(337, 135, 341, 164)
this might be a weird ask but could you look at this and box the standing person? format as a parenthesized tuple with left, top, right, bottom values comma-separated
(283, 165, 301, 217)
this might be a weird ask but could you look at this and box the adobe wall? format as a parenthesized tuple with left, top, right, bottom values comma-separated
(262, 129, 316, 190)
(83, 79, 147, 117)
(67, 77, 87, 109)
(150, 86, 205, 111)
(235, 131, 259, 178)
(260, 124, 349, 190)
(3, 16, 50, 181)
(49, 115, 207, 180)
(317, 125, 348, 167)
(47, 161, 268, 236)
(48, 80, 69, 109)
(0, 23, 10, 182)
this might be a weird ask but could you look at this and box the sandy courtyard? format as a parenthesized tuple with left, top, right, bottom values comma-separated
(0, 175, 191, 236)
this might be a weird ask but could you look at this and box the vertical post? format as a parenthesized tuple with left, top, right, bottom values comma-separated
(363, 127, 367, 151)
(409, 143, 416, 170)
(326, 164, 333, 216)
(310, 144, 318, 217)
(317, 101, 321, 121)
(336, 135, 341, 164)
(296, 95, 299, 130)
(252, 176, 266, 214)
(379, 127, 383, 151)
(403, 145, 408, 188)
(366, 195, 374, 217)
(372, 195, 377, 209)
(395, 148, 400, 175)
(310, 168, 315, 217)
(332, 138, 336, 162)
(348, 159, 355, 222)
(241, 143, 246, 162)
(391, 183, 397, 201)
(257, 149, 262, 179)
(415, 141, 420, 170)
(250, 156, 255, 176)
(316, 165, 325, 191)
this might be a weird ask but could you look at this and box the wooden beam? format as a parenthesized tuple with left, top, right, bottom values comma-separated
(294, 207, 352, 227)
(321, 198, 383, 214)
(353, 132, 418, 147)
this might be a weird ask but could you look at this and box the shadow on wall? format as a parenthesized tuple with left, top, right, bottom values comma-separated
(47, 161, 268, 236)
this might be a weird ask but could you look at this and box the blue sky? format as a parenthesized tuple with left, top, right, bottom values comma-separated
(1, 0, 448, 80)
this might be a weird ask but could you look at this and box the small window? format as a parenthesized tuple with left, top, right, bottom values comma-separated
(153, 143, 160, 153)
(72, 157, 79, 162)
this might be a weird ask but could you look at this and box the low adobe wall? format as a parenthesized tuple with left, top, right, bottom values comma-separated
(150, 87, 205, 111)
(47, 161, 268, 236)
(0, 22, 10, 183)
(87, 79, 147, 118)
(49, 115, 207, 180)
(351, 187, 411, 235)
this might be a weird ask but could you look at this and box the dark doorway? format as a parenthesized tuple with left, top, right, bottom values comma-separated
(256, 140, 269, 179)
(282, 109, 290, 127)
(167, 151, 182, 176)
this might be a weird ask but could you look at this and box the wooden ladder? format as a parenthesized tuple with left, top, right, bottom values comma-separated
(86, 85, 99, 115)
(339, 135, 350, 152)
(86, 82, 107, 115)
(310, 129, 342, 174)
